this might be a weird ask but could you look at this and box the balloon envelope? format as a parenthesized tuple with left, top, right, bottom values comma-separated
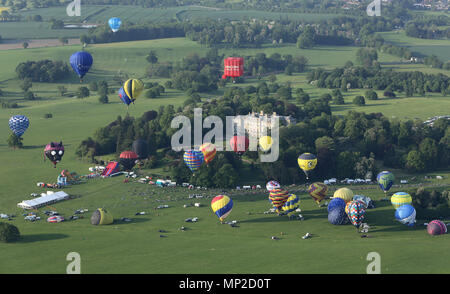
(211, 195, 233, 221)
(348, 200, 366, 228)
(123, 79, 144, 100)
(118, 87, 133, 106)
(184, 150, 204, 172)
(297, 153, 317, 178)
(199, 142, 216, 165)
(377, 171, 394, 192)
(281, 194, 300, 216)
(9, 115, 29, 137)
(333, 188, 354, 203)
(44, 141, 64, 167)
(91, 208, 114, 225)
(427, 220, 447, 235)
(108, 17, 122, 32)
(395, 204, 416, 226)
(391, 192, 412, 209)
(119, 151, 138, 170)
(258, 136, 273, 151)
(70, 51, 93, 79)
(132, 139, 148, 159)
(230, 135, 249, 155)
(266, 180, 281, 192)
(328, 207, 347, 225)
(308, 182, 328, 204)
(269, 188, 290, 210)
(327, 198, 346, 213)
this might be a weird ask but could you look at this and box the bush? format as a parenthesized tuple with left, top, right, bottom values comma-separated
(98, 94, 109, 104)
(89, 82, 98, 91)
(44, 113, 53, 119)
(0, 222, 20, 243)
(77, 87, 90, 98)
(383, 90, 396, 98)
(411, 188, 450, 219)
(365, 90, 378, 100)
(24, 91, 35, 100)
(353, 95, 365, 106)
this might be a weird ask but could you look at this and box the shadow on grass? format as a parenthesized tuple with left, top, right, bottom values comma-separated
(22, 144, 46, 150)
(112, 217, 151, 225)
(19, 233, 69, 243)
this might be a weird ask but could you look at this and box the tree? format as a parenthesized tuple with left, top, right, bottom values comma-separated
(405, 150, 426, 172)
(98, 94, 109, 104)
(332, 89, 345, 105)
(297, 26, 315, 49)
(89, 82, 98, 92)
(365, 90, 378, 100)
(77, 86, 90, 98)
(356, 48, 378, 67)
(22, 42, 29, 49)
(383, 90, 396, 98)
(7, 133, 23, 149)
(146, 50, 158, 64)
(57, 85, 67, 96)
(353, 95, 365, 106)
(20, 78, 32, 92)
(24, 91, 35, 100)
(0, 222, 20, 243)
(268, 74, 277, 83)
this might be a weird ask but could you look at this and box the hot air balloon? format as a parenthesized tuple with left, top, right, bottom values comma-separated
(44, 141, 64, 168)
(347, 200, 366, 229)
(183, 150, 204, 173)
(353, 195, 373, 209)
(328, 207, 347, 225)
(268, 188, 290, 213)
(297, 153, 317, 179)
(119, 151, 138, 171)
(222, 57, 244, 81)
(118, 87, 134, 106)
(427, 220, 447, 235)
(345, 201, 352, 216)
(281, 194, 300, 217)
(391, 192, 412, 209)
(8, 115, 29, 137)
(308, 182, 328, 204)
(230, 135, 249, 155)
(377, 171, 394, 195)
(211, 195, 233, 222)
(90, 208, 114, 225)
(123, 79, 144, 101)
(199, 142, 216, 165)
(132, 139, 148, 159)
(395, 204, 416, 227)
(108, 17, 122, 32)
(70, 51, 93, 81)
(266, 180, 281, 192)
(327, 198, 346, 213)
(258, 136, 273, 152)
(333, 187, 354, 203)
(47, 215, 64, 223)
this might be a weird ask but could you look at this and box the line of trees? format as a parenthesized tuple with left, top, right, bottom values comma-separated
(15, 60, 71, 82)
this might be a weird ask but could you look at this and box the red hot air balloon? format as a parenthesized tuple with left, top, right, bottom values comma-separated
(222, 57, 244, 80)
(119, 151, 138, 171)
(230, 135, 249, 155)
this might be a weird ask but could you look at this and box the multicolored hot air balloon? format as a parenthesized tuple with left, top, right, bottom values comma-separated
(427, 220, 447, 235)
(333, 187, 354, 203)
(70, 51, 93, 81)
(258, 136, 273, 152)
(108, 17, 122, 32)
(199, 142, 216, 165)
(118, 87, 133, 106)
(395, 204, 416, 227)
(377, 171, 394, 194)
(44, 142, 64, 168)
(211, 195, 233, 222)
(391, 192, 412, 209)
(184, 150, 204, 173)
(348, 200, 366, 229)
(266, 180, 281, 192)
(230, 135, 249, 155)
(297, 153, 317, 179)
(9, 115, 29, 137)
(119, 151, 138, 171)
(268, 188, 290, 212)
(308, 182, 328, 204)
(281, 194, 300, 217)
(123, 79, 144, 102)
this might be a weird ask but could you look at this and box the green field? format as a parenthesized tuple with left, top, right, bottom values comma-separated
(0, 37, 449, 274)
(0, 22, 88, 39)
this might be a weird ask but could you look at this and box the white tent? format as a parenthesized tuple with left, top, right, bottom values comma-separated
(17, 191, 69, 210)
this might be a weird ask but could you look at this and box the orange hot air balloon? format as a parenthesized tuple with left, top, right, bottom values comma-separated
(199, 142, 216, 165)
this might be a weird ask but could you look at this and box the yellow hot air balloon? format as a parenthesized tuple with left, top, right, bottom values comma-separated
(123, 78, 144, 101)
(259, 136, 273, 152)
(297, 153, 317, 179)
(391, 192, 412, 209)
(90, 208, 114, 225)
(199, 142, 216, 165)
(333, 188, 354, 203)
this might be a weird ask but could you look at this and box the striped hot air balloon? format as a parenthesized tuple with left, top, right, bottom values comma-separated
(123, 78, 144, 101)
(47, 215, 64, 223)
(269, 188, 290, 211)
(266, 180, 281, 192)
(391, 192, 412, 209)
(281, 194, 300, 217)
(333, 187, 354, 203)
(9, 115, 29, 137)
(184, 150, 204, 173)
(211, 195, 233, 222)
(308, 182, 328, 204)
(427, 220, 447, 235)
(199, 142, 216, 165)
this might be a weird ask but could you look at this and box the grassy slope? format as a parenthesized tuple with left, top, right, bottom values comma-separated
(0, 38, 449, 274)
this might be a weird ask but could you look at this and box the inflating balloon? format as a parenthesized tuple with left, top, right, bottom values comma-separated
(281, 194, 300, 217)
(132, 139, 148, 159)
(230, 135, 249, 155)
(391, 192, 412, 209)
(327, 198, 346, 213)
(123, 79, 144, 101)
(333, 187, 354, 203)
(199, 142, 216, 165)
(91, 208, 114, 225)
(258, 136, 273, 152)
(119, 151, 138, 171)
(44, 141, 64, 168)
(308, 182, 328, 204)
(377, 171, 394, 194)
(328, 207, 347, 225)
(184, 150, 204, 173)
(353, 195, 373, 209)
(211, 195, 233, 222)
(394, 204, 416, 227)
(348, 200, 366, 229)
(9, 115, 29, 137)
(297, 153, 317, 179)
(70, 51, 93, 81)
(108, 17, 122, 32)
(268, 188, 290, 212)
(266, 180, 281, 192)
(427, 220, 447, 235)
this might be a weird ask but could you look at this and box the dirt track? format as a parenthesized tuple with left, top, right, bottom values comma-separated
(0, 38, 81, 50)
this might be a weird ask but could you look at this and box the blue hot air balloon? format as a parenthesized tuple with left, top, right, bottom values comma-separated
(70, 51, 93, 81)
(9, 115, 29, 137)
(108, 17, 122, 32)
(184, 150, 204, 173)
(118, 87, 133, 106)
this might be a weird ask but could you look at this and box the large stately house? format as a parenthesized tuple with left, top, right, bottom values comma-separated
(233, 110, 297, 137)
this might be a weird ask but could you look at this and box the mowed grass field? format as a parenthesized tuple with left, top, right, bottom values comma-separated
(0, 38, 449, 274)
